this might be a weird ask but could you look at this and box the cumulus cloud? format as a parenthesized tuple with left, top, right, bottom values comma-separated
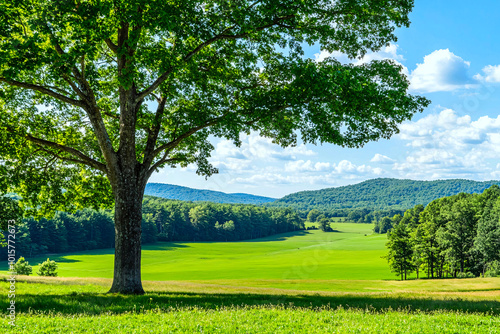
(211, 133, 315, 163)
(474, 65, 500, 83)
(409, 49, 476, 93)
(284, 160, 332, 173)
(395, 109, 500, 179)
(370, 154, 396, 164)
(314, 43, 407, 73)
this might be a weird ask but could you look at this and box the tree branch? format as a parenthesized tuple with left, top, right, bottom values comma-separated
(151, 116, 223, 158)
(142, 98, 167, 168)
(24, 134, 107, 172)
(0, 78, 85, 108)
(105, 38, 118, 53)
(146, 157, 185, 179)
(4, 126, 107, 172)
(136, 14, 295, 102)
(38, 147, 96, 170)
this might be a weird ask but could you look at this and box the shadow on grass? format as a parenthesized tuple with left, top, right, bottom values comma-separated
(14, 290, 500, 316)
(141, 242, 190, 251)
(246, 230, 312, 242)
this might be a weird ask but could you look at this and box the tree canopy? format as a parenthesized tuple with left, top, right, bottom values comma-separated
(1, 0, 427, 214)
(384, 186, 500, 279)
(0, 0, 428, 293)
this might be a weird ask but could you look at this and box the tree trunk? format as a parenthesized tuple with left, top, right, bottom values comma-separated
(108, 180, 145, 295)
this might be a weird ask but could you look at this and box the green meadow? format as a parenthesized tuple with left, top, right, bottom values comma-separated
(2, 222, 500, 333)
(6, 223, 393, 284)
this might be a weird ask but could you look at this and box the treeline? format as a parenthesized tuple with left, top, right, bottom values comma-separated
(1, 197, 303, 260)
(142, 197, 303, 241)
(271, 178, 500, 212)
(0, 209, 115, 261)
(384, 186, 500, 280)
(304, 208, 404, 224)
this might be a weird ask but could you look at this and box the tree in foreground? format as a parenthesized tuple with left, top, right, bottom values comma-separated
(0, 0, 429, 293)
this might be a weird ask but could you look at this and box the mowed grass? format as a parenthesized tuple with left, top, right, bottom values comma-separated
(1, 276, 500, 333)
(3, 223, 393, 284)
(2, 223, 500, 333)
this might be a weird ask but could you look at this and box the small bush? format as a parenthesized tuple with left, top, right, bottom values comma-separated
(456, 271, 475, 279)
(14, 257, 32, 276)
(485, 261, 500, 277)
(37, 258, 58, 277)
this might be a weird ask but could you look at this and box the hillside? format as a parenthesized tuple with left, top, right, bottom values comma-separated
(271, 178, 500, 211)
(145, 183, 276, 204)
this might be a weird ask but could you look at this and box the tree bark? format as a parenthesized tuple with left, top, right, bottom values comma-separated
(108, 178, 146, 295)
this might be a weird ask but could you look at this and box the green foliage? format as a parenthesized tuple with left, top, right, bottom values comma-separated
(374, 217, 393, 234)
(0, 195, 22, 229)
(456, 272, 475, 279)
(384, 222, 414, 280)
(37, 258, 58, 277)
(384, 185, 500, 279)
(1, 198, 305, 260)
(0, 1, 428, 218)
(306, 209, 322, 222)
(318, 218, 332, 232)
(485, 261, 500, 277)
(272, 178, 500, 213)
(13, 256, 32, 276)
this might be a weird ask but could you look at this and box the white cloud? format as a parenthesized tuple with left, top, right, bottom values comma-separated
(474, 65, 500, 83)
(211, 133, 316, 163)
(284, 160, 331, 173)
(409, 49, 475, 93)
(314, 43, 408, 74)
(395, 109, 500, 179)
(370, 154, 395, 164)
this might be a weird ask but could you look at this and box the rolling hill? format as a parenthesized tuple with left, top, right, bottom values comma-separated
(145, 183, 276, 204)
(271, 178, 500, 212)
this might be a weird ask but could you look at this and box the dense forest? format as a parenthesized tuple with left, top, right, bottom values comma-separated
(0, 196, 302, 261)
(271, 178, 500, 213)
(382, 186, 500, 280)
(145, 183, 276, 204)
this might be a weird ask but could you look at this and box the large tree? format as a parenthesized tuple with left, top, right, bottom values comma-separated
(0, 0, 428, 294)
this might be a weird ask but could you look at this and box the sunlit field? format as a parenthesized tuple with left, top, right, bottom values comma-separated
(3, 223, 394, 284)
(2, 223, 500, 333)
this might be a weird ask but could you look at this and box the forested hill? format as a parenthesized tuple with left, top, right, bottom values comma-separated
(271, 178, 500, 211)
(145, 183, 276, 204)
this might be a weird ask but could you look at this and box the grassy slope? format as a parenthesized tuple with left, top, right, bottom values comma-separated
(10, 223, 393, 283)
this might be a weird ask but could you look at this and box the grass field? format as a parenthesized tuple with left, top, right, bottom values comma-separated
(2, 222, 500, 332)
(3, 223, 394, 284)
(1, 276, 500, 333)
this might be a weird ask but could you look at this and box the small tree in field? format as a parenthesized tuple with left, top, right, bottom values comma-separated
(0, 0, 429, 294)
(318, 218, 332, 232)
(14, 257, 33, 276)
(37, 258, 58, 277)
(384, 223, 414, 280)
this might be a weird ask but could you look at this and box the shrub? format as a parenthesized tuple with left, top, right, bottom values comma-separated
(14, 257, 32, 276)
(456, 271, 475, 278)
(485, 261, 500, 277)
(37, 258, 58, 277)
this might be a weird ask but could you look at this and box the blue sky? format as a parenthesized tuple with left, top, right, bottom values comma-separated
(150, 1, 500, 198)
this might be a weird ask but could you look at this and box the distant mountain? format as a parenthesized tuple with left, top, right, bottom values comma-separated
(271, 178, 500, 212)
(145, 183, 276, 204)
